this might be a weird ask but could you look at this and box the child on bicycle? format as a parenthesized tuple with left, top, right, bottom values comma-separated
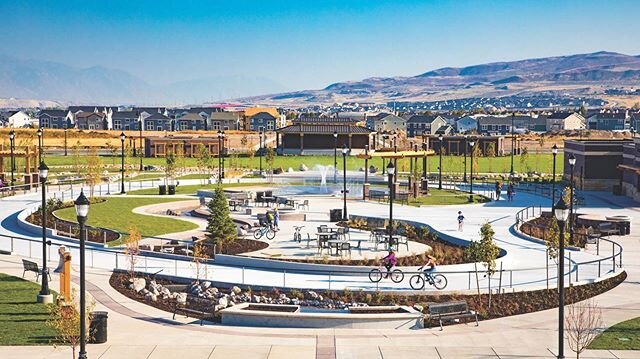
(265, 211, 275, 230)
(382, 250, 397, 276)
(421, 255, 437, 281)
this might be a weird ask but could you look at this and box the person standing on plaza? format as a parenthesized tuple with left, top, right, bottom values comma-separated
(495, 181, 502, 201)
(273, 207, 280, 231)
(507, 183, 514, 201)
(457, 211, 465, 231)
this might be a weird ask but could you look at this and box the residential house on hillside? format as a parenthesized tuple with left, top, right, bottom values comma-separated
(477, 116, 512, 135)
(249, 112, 277, 131)
(546, 112, 585, 131)
(632, 113, 640, 132)
(144, 113, 173, 131)
(455, 116, 478, 133)
(6, 110, 32, 128)
(76, 111, 108, 130)
(404, 114, 447, 137)
(176, 112, 207, 131)
(112, 111, 141, 130)
(209, 111, 243, 131)
(134, 107, 168, 121)
(435, 124, 454, 135)
(587, 112, 628, 131)
(366, 113, 406, 133)
(38, 109, 70, 129)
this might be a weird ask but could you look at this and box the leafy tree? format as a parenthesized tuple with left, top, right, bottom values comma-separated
(71, 140, 82, 177)
(465, 222, 500, 276)
(125, 226, 141, 280)
(85, 149, 102, 198)
(472, 143, 480, 176)
(206, 186, 237, 252)
(520, 146, 529, 173)
(485, 142, 495, 172)
(164, 150, 177, 186)
(195, 144, 211, 184)
(265, 147, 276, 182)
(47, 289, 94, 359)
(192, 241, 209, 282)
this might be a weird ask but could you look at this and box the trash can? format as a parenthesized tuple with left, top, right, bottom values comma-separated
(89, 311, 108, 344)
(158, 185, 167, 195)
(168, 185, 176, 195)
(329, 209, 342, 222)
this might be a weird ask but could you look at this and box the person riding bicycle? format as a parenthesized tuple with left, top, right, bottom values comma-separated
(382, 250, 397, 275)
(421, 255, 437, 281)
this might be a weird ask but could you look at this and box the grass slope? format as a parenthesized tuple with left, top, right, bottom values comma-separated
(54, 197, 199, 241)
(0, 273, 58, 345)
(126, 182, 265, 195)
(589, 316, 640, 350)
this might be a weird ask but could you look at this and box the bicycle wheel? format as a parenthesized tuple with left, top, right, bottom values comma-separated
(294, 233, 301, 243)
(266, 228, 276, 240)
(369, 269, 383, 283)
(390, 269, 404, 283)
(409, 274, 425, 290)
(253, 230, 263, 239)
(432, 274, 448, 290)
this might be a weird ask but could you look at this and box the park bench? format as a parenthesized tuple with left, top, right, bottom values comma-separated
(426, 300, 478, 330)
(597, 222, 620, 237)
(22, 259, 51, 282)
(369, 190, 388, 202)
(173, 294, 217, 326)
(394, 191, 409, 205)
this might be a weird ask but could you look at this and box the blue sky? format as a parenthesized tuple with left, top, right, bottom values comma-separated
(1, 0, 638, 91)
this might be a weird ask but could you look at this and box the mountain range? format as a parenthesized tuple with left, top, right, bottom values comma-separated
(0, 54, 285, 106)
(238, 51, 640, 107)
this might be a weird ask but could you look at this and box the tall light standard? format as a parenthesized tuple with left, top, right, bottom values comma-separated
(382, 134, 389, 175)
(469, 138, 475, 202)
(342, 146, 348, 220)
(553, 197, 570, 359)
(463, 135, 468, 182)
(551, 144, 558, 207)
(9, 130, 15, 190)
(333, 131, 338, 183)
(217, 130, 223, 183)
(221, 131, 226, 179)
(510, 113, 515, 176)
(422, 131, 427, 179)
(36, 161, 52, 303)
(120, 132, 126, 194)
(387, 161, 395, 251)
(37, 128, 43, 164)
(259, 130, 264, 176)
(139, 119, 144, 171)
(74, 191, 90, 359)
(438, 134, 444, 190)
(568, 154, 576, 245)
(64, 126, 68, 156)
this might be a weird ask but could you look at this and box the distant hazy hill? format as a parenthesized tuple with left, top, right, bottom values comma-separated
(239, 51, 640, 106)
(0, 54, 285, 106)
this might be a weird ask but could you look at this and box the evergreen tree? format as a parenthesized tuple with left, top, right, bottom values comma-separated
(206, 186, 237, 251)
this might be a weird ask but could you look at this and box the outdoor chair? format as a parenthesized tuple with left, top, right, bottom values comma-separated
(336, 242, 351, 256)
(296, 199, 309, 211)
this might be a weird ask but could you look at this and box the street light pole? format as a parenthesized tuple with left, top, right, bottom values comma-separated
(551, 144, 558, 207)
(9, 130, 15, 190)
(469, 139, 475, 202)
(37, 128, 43, 164)
(387, 161, 395, 251)
(510, 113, 515, 176)
(64, 127, 68, 156)
(463, 135, 468, 182)
(363, 145, 369, 200)
(553, 197, 570, 359)
(438, 134, 444, 190)
(333, 131, 338, 183)
(422, 132, 427, 179)
(217, 131, 222, 183)
(74, 191, 90, 359)
(568, 154, 576, 245)
(221, 131, 225, 180)
(120, 132, 126, 194)
(139, 120, 144, 171)
(342, 147, 348, 220)
(259, 130, 264, 176)
(382, 134, 388, 175)
(37, 161, 52, 303)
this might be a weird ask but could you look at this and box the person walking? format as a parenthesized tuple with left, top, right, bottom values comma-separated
(457, 211, 465, 231)
(507, 183, 514, 201)
(273, 207, 280, 231)
(495, 181, 502, 201)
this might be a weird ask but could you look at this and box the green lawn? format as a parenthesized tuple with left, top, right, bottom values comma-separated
(54, 197, 199, 243)
(377, 188, 488, 206)
(0, 273, 58, 345)
(589, 317, 640, 350)
(177, 173, 210, 180)
(128, 173, 163, 181)
(126, 182, 266, 195)
(38, 153, 563, 175)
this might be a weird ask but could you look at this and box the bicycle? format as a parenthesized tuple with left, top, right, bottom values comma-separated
(369, 265, 404, 283)
(409, 266, 447, 290)
(293, 225, 304, 243)
(253, 223, 276, 240)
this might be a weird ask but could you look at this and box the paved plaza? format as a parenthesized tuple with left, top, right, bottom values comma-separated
(0, 174, 639, 358)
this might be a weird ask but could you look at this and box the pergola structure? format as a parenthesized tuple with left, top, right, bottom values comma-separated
(355, 148, 435, 199)
(0, 144, 39, 186)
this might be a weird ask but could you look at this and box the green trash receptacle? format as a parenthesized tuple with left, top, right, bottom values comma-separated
(159, 185, 167, 195)
(168, 185, 176, 195)
(89, 311, 108, 344)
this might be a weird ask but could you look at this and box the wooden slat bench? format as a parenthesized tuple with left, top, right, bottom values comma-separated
(22, 259, 51, 282)
(173, 294, 217, 326)
(427, 300, 478, 330)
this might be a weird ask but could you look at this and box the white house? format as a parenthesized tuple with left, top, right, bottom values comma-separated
(455, 116, 478, 134)
(7, 110, 33, 128)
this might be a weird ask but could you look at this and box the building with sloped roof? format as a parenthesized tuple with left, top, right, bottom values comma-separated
(276, 117, 372, 155)
(176, 112, 207, 131)
(38, 109, 70, 129)
(404, 114, 447, 137)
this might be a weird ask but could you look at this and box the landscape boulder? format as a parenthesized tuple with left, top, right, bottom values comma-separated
(132, 278, 146, 293)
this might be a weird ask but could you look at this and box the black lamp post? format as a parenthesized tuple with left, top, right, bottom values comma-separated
(37, 128, 43, 164)
(469, 138, 475, 202)
(9, 130, 15, 190)
(422, 131, 427, 178)
(463, 135, 468, 182)
(387, 161, 395, 251)
(64, 126, 68, 156)
(342, 146, 348, 220)
(139, 119, 144, 171)
(382, 134, 389, 175)
(438, 134, 444, 190)
(120, 132, 126, 194)
(553, 197, 570, 359)
(333, 131, 338, 183)
(259, 130, 264, 176)
(37, 161, 52, 303)
(363, 144, 369, 200)
(551, 144, 558, 207)
(221, 131, 226, 179)
(568, 154, 576, 245)
(217, 130, 223, 183)
(510, 113, 515, 176)
(74, 191, 90, 359)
